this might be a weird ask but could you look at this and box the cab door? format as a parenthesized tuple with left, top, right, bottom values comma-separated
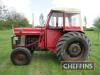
(46, 12, 63, 52)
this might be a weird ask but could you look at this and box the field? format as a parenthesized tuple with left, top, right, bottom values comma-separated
(0, 30, 100, 75)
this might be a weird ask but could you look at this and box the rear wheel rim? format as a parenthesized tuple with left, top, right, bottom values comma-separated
(67, 43, 82, 57)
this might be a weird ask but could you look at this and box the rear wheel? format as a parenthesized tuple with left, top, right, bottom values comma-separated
(11, 47, 32, 65)
(56, 32, 91, 61)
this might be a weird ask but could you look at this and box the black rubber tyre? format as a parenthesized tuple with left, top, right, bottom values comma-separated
(11, 47, 32, 65)
(56, 32, 91, 61)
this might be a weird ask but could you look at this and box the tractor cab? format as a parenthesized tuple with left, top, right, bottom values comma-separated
(46, 8, 83, 31)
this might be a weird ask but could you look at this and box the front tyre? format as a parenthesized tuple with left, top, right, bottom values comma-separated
(11, 47, 32, 65)
(56, 32, 91, 61)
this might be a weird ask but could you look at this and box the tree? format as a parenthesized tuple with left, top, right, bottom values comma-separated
(0, 0, 9, 20)
(0, 1, 29, 29)
(94, 17, 100, 44)
(39, 13, 45, 27)
(7, 11, 29, 27)
(84, 16, 87, 28)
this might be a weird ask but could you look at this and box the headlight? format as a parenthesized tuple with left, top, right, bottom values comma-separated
(14, 37, 18, 40)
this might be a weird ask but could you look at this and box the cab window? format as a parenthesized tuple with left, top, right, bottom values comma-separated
(49, 12, 63, 28)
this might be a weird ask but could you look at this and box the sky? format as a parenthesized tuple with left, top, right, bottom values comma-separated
(2, 0, 100, 27)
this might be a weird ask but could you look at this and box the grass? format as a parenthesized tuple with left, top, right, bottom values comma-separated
(0, 30, 100, 75)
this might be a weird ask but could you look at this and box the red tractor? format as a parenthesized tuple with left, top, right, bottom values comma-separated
(10, 8, 91, 65)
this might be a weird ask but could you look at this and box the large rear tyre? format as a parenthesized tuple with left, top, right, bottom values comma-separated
(56, 32, 91, 61)
(11, 47, 32, 65)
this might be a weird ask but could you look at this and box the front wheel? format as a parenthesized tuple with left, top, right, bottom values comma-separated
(56, 32, 91, 61)
(11, 47, 32, 65)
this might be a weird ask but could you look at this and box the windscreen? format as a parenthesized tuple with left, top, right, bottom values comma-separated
(65, 13, 81, 26)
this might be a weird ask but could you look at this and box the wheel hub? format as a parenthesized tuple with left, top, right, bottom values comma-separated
(15, 53, 26, 64)
(67, 43, 82, 57)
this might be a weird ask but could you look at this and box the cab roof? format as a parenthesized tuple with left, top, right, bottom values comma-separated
(51, 8, 80, 14)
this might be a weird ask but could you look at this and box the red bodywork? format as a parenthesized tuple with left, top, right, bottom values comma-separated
(12, 10, 83, 53)
(13, 27, 83, 53)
